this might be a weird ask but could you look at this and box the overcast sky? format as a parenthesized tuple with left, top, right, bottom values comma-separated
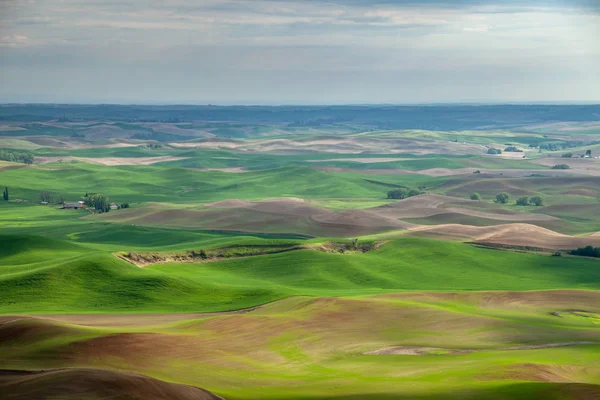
(0, 0, 599, 104)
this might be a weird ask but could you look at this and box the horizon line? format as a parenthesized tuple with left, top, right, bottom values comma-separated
(2, 101, 600, 107)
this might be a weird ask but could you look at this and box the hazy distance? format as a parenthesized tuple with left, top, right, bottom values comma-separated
(0, 0, 599, 105)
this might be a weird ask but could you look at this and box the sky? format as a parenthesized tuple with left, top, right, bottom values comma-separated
(0, 0, 599, 105)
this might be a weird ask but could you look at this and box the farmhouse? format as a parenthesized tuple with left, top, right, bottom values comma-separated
(110, 203, 118, 210)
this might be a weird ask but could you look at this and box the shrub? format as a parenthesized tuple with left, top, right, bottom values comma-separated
(529, 196, 544, 206)
(562, 153, 573, 158)
(387, 188, 423, 200)
(407, 189, 423, 197)
(494, 192, 510, 204)
(552, 164, 570, 170)
(516, 196, 530, 206)
(487, 148, 502, 155)
(470, 193, 481, 201)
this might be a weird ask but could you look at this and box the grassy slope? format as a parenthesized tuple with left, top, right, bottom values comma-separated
(2, 235, 600, 313)
(0, 163, 442, 203)
(2, 294, 599, 400)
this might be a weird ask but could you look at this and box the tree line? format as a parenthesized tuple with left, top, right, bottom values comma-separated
(0, 150, 34, 164)
(570, 246, 600, 258)
(470, 192, 543, 206)
(533, 141, 599, 151)
(387, 188, 424, 200)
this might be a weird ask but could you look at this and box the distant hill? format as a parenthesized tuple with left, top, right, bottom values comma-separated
(1, 104, 599, 130)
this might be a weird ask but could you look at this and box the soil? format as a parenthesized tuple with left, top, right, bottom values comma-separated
(0, 368, 223, 400)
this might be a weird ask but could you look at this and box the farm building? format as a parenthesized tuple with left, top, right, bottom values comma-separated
(110, 203, 118, 210)
(62, 202, 80, 209)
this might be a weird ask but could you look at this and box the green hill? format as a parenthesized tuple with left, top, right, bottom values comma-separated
(0, 164, 438, 204)
(2, 235, 600, 314)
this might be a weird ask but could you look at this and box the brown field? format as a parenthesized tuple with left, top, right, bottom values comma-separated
(93, 195, 600, 248)
(191, 167, 248, 173)
(0, 368, 222, 400)
(34, 156, 188, 166)
(307, 157, 416, 163)
(97, 197, 410, 237)
(2, 292, 600, 386)
(138, 123, 214, 138)
(170, 137, 488, 155)
(533, 157, 600, 169)
(0, 161, 28, 171)
(440, 176, 600, 198)
(406, 223, 600, 249)
(2, 292, 600, 399)
(490, 152, 531, 159)
(316, 166, 597, 178)
(369, 194, 557, 222)
(0, 125, 26, 132)
(561, 189, 598, 197)
(316, 166, 481, 177)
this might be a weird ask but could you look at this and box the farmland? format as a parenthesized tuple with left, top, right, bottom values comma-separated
(1, 105, 600, 399)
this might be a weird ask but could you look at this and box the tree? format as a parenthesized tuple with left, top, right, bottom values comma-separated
(516, 196, 530, 206)
(55, 195, 65, 205)
(387, 189, 407, 199)
(0, 150, 34, 164)
(470, 193, 481, 201)
(494, 192, 510, 204)
(586, 149, 592, 157)
(83, 192, 111, 213)
(2, 187, 8, 201)
(387, 188, 424, 200)
(94, 195, 110, 213)
(552, 164, 570, 170)
(120, 203, 130, 209)
(562, 153, 573, 158)
(40, 191, 52, 203)
(530, 196, 544, 207)
(570, 246, 600, 258)
(487, 148, 502, 155)
(504, 146, 523, 153)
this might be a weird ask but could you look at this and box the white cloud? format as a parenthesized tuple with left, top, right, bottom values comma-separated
(0, 34, 30, 47)
(463, 25, 489, 32)
(0, 0, 598, 103)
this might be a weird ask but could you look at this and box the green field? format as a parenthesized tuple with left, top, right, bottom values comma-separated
(2, 121, 600, 399)
(2, 235, 600, 314)
(2, 289, 600, 400)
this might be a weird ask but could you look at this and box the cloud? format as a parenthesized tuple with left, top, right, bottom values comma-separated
(0, 34, 30, 47)
(0, 0, 598, 103)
